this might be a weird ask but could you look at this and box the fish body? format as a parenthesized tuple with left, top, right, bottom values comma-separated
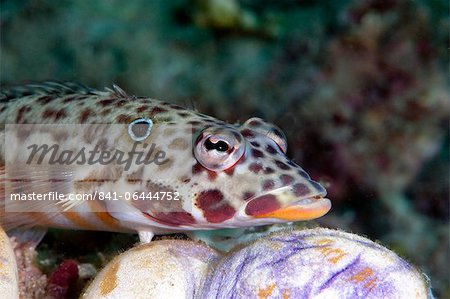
(0, 82, 331, 241)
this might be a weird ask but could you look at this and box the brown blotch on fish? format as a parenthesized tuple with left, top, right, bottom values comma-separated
(15, 126, 34, 143)
(280, 174, 294, 186)
(192, 162, 204, 175)
(180, 176, 191, 183)
(83, 124, 104, 143)
(207, 170, 217, 181)
(275, 160, 290, 170)
(95, 138, 109, 151)
(157, 158, 174, 172)
(242, 191, 255, 201)
(136, 105, 149, 113)
(262, 179, 275, 191)
(249, 163, 263, 174)
(116, 114, 132, 123)
(115, 100, 127, 107)
(196, 189, 236, 223)
(137, 182, 182, 213)
(248, 119, 261, 126)
(99, 99, 116, 107)
(36, 95, 54, 104)
(252, 149, 265, 158)
(62, 96, 78, 103)
(264, 167, 275, 174)
(42, 108, 67, 121)
(127, 167, 144, 184)
(163, 127, 176, 136)
(52, 131, 69, 143)
(101, 108, 112, 116)
(224, 167, 234, 176)
(177, 112, 190, 117)
(188, 120, 202, 126)
(266, 144, 277, 155)
(241, 129, 255, 138)
(168, 138, 189, 150)
(293, 183, 310, 197)
(250, 141, 260, 148)
(150, 107, 168, 115)
(15, 106, 31, 123)
(79, 109, 92, 123)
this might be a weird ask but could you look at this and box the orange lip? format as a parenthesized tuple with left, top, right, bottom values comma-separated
(254, 198, 331, 221)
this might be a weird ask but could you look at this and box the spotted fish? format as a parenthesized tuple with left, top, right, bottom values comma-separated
(0, 82, 331, 242)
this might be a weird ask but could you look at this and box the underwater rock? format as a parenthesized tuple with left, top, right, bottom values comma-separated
(11, 237, 47, 299)
(81, 239, 219, 299)
(0, 226, 19, 299)
(200, 228, 432, 298)
(82, 228, 432, 298)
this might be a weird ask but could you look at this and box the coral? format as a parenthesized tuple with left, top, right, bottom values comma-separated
(83, 229, 433, 298)
(82, 240, 219, 298)
(45, 259, 79, 299)
(204, 228, 432, 298)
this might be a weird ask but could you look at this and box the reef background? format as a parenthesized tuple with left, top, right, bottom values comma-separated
(1, 0, 448, 297)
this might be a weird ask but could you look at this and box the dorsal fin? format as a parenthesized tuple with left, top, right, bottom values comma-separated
(0, 81, 100, 101)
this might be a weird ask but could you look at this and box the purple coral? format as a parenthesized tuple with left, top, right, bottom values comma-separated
(200, 228, 432, 298)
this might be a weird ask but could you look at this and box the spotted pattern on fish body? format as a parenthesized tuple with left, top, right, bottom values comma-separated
(0, 82, 331, 241)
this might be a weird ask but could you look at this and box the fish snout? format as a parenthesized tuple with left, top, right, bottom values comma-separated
(244, 177, 331, 221)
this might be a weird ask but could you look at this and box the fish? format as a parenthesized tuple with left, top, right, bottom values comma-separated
(0, 81, 331, 242)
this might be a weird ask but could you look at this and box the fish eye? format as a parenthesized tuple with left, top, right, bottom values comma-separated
(243, 117, 287, 153)
(266, 128, 287, 153)
(204, 138, 230, 152)
(128, 118, 153, 141)
(194, 127, 245, 171)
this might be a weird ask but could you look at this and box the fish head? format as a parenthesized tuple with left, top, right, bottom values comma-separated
(121, 112, 330, 230)
(187, 117, 331, 228)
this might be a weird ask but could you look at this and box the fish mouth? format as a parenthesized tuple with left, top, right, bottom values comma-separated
(254, 196, 331, 221)
(244, 185, 331, 221)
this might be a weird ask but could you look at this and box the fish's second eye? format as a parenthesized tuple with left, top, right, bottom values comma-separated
(195, 127, 245, 172)
(128, 118, 153, 141)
